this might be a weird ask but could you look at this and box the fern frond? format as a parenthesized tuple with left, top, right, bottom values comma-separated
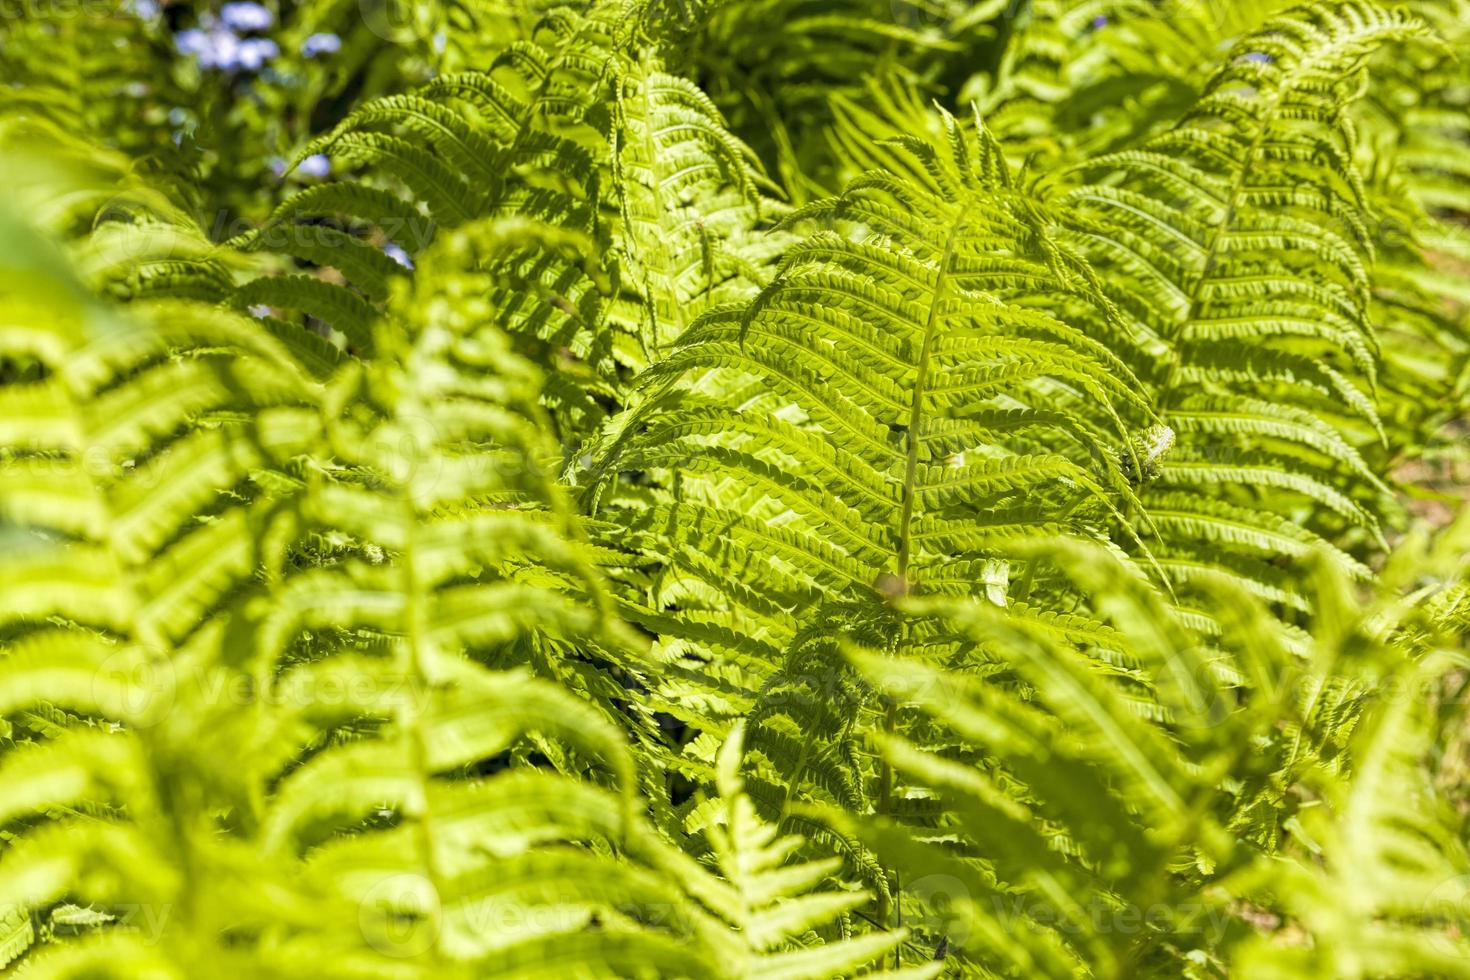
(1058, 0, 1428, 620)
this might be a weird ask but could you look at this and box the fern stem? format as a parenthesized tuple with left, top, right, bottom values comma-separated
(397, 490, 450, 965)
(874, 693, 899, 931)
(873, 210, 965, 944)
(895, 213, 963, 590)
(1157, 40, 1309, 412)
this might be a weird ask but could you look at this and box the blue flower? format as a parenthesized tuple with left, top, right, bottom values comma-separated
(248, 304, 272, 319)
(1091, 14, 1108, 29)
(175, 28, 212, 58)
(177, 28, 242, 70)
(177, 23, 278, 73)
(383, 243, 414, 270)
(220, 2, 274, 32)
(297, 154, 331, 179)
(1240, 51, 1272, 65)
(235, 37, 280, 71)
(302, 33, 342, 57)
(130, 0, 159, 18)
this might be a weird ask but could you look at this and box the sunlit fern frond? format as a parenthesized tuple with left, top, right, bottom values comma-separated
(0, 162, 322, 974)
(967, 0, 1299, 166)
(1229, 512, 1470, 978)
(1354, 1, 1470, 481)
(687, 724, 938, 978)
(686, 0, 1003, 200)
(596, 106, 1149, 603)
(611, 55, 788, 353)
(584, 111, 1154, 884)
(232, 0, 780, 447)
(1057, 0, 1427, 621)
(826, 527, 1470, 977)
(0, 10, 186, 168)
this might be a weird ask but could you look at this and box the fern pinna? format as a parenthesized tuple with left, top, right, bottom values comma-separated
(3, 1, 1470, 978)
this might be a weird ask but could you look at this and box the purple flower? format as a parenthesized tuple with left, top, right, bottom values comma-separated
(1091, 14, 1108, 29)
(248, 304, 272, 319)
(297, 154, 331, 178)
(302, 32, 342, 57)
(220, 2, 273, 32)
(383, 243, 414, 270)
(1240, 51, 1272, 65)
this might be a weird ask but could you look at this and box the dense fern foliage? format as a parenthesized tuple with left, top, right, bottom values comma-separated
(2, 1, 1469, 977)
